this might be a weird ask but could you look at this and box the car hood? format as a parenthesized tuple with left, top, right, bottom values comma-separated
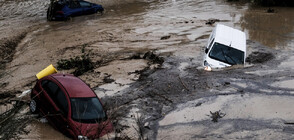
(70, 119, 113, 139)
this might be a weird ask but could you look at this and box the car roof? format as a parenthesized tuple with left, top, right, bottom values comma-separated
(50, 74, 96, 98)
(214, 24, 246, 52)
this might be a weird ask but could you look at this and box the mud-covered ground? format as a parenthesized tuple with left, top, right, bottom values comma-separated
(0, 0, 294, 139)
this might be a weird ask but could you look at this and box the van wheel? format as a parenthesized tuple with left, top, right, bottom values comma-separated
(29, 99, 38, 114)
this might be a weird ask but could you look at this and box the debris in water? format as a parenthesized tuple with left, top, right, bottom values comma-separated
(160, 35, 171, 40)
(209, 110, 226, 122)
(103, 74, 115, 83)
(57, 54, 94, 76)
(178, 76, 189, 91)
(17, 89, 31, 98)
(224, 82, 230, 86)
(143, 51, 164, 65)
(246, 51, 274, 64)
(205, 18, 220, 25)
(40, 117, 48, 123)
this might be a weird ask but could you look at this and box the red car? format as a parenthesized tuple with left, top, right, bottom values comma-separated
(29, 74, 113, 139)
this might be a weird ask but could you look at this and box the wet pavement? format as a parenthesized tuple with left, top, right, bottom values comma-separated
(0, 0, 294, 139)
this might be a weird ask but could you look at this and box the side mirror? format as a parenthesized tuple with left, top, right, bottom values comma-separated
(205, 48, 209, 54)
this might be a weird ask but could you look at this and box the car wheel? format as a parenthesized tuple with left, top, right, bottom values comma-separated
(30, 99, 38, 114)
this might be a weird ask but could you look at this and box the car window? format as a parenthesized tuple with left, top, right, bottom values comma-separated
(68, 1, 81, 8)
(42, 80, 58, 99)
(79, 1, 91, 7)
(56, 89, 68, 115)
(41, 80, 68, 115)
(71, 97, 106, 123)
(209, 42, 244, 65)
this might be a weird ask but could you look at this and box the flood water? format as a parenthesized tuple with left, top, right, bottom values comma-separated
(0, 0, 293, 139)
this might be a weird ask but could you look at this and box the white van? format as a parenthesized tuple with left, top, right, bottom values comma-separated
(203, 24, 246, 69)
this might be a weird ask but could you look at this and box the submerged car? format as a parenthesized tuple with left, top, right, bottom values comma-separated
(203, 24, 246, 69)
(29, 74, 113, 139)
(47, 0, 104, 21)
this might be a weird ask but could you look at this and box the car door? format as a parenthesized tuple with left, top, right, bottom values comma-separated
(39, 80, 58, 117)
(54, 87, 71, 135)
(79, 1, 95, 14)
(41, 80, 69, 133)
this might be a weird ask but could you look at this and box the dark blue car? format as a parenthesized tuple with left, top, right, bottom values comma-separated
(47, 0, 104, 21)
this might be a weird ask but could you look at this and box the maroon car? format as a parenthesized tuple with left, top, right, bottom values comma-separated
(29, 74, 113, 139)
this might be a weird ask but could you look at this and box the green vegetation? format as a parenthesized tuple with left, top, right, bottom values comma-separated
(57, 54, 94, 76)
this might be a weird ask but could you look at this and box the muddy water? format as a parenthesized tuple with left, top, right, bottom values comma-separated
(241, 6, 294, 49)
(0, 0, 294, 139)
(20, 120, 70, 140)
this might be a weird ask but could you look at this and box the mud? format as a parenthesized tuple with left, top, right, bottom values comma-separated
(0, 0, 294, 139)
(0, 33, 27, 69)
(246, 51, 274, 64)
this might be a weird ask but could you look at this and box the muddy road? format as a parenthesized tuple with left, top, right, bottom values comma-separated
(0, 0, 294, 139)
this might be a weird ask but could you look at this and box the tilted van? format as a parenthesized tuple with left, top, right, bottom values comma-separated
(203, 24, 246, 69)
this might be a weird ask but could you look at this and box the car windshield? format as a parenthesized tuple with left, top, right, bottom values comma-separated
(209, 42, 244, 65)
(71, 97, 106, 123)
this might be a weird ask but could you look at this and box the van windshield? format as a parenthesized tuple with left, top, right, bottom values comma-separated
(209, 42, 244, 65)
(71, 97, 106, 123)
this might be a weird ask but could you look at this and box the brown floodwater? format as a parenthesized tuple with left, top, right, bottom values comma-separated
(0, 0, 293, 139)
(241, 6, 294, 49)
